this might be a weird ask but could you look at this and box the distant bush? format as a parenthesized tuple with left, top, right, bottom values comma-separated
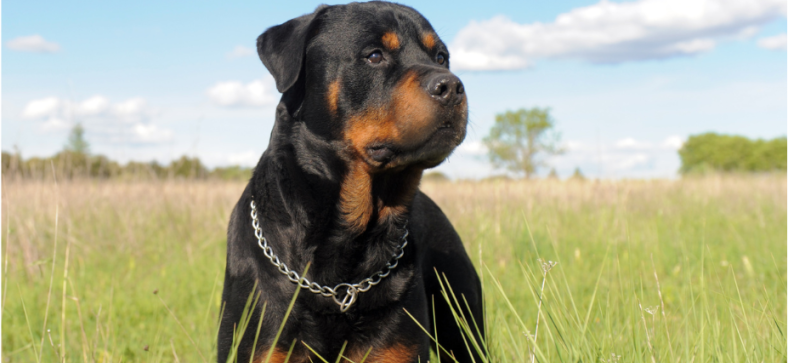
(210, 165, 253, 181)
(422, 171, 450, 182)
(481, 174, 514, 182)
(679, 133, 786, 174)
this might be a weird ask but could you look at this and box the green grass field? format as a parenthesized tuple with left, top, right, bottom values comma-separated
(2, 175, 786, 362)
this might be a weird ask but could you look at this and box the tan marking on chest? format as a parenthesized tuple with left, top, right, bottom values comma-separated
(344, 343, 418, 363)
(253, 345, 310, 363)
(339, 160, 374, 232)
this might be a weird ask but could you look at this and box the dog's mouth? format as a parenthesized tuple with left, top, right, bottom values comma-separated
(363, 116, 466, 169)
(367, 144, 396, 163)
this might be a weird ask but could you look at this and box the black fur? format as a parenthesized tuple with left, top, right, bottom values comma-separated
(219, 2, 484, 362)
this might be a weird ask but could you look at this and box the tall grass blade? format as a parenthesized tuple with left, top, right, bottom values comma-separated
(580, 245, 609, 338)
(59, 224, 72, 362)
(402, 308, 459, 362)
(18, 283, 41, 363)
(158, 293, 209, 362)
(225, 281, 261, 363)
(38, 205, 59, 361)
(333, 341, 348, 363)
(301, 341, 330, 363)
(484, 265, 549, 362)
(248, 302, 267, 363)
(265, 263, 310, 363)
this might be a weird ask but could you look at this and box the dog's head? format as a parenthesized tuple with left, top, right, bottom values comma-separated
(258, 2, 467, 172)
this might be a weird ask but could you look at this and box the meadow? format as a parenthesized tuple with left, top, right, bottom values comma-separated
(2, 175, 785, 362)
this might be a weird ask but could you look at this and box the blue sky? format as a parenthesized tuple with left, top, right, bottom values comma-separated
(3, 0, 786, 179)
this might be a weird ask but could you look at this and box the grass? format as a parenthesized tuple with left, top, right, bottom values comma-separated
(2, 175, 785, 362)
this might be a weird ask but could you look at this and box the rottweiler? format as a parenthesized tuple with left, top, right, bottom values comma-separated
(218, 2, 484, 362)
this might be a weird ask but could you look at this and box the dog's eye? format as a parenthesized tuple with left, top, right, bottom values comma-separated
(437, 54, 446, 65)
(367, 51, 383, 64)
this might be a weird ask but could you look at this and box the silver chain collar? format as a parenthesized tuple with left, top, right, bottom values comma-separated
(249, 200, 408, 313)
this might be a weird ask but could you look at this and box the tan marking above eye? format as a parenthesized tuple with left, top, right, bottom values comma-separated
(381, 31, 400, 50)
(421, 32, 436, 50)
(327, 79, 340, 116)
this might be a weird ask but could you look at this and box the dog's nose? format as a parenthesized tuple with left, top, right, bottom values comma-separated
(426, 74, 464, 105)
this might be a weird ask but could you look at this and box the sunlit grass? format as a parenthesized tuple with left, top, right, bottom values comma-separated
(2, 175, 785, 362)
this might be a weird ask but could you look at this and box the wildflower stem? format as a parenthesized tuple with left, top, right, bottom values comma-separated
(638, 300, 657, 363)
(652, 255, 675, 361)
(532, 258, 556, 363)
(531, 274, 547, 363)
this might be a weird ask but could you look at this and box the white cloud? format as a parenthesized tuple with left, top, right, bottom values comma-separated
(546, 135, 687, 178)
(574, 136, 685, 152)
(22, 97, 63, 118)
(206, 77, 278, 107)
(457, 140, 487, 155)
(227, 45, 256, 59)
(41, 118, 71, 131)
(442, 136, 681, 178)
(78, 95, 110, 116)
(450, 0, 787, 70)
(132, 123, 173, 143)
(227, 151, 260, 166)
(6, 35, 61, 53)
(565, 140, 585, 151)
(661, 135, 685, 149)
(111, 97, 158, 124)
(736, 26, 760, 39)
(113, 98, 147, 116)
(20, 95, 172, 144)
(757, 33, 787, 50)
(615, 137, 652, 149)
(195, 150, 262, 168)
(615, 153, 652, 170)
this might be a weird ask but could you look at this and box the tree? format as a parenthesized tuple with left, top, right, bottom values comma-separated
(65, 123, 90, 154)
(570, 167, 585, 181)
(547, 168, 559, 179)
(483, 108, 563, 178)
(168, 155, 208, 178)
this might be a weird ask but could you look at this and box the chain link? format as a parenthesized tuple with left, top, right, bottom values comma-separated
(250, 200, 408, 312)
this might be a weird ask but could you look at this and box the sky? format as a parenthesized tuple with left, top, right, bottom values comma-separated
(3, 0, 786, 179)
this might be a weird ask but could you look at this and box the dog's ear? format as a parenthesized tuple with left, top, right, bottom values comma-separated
(257, 12, 318, 94)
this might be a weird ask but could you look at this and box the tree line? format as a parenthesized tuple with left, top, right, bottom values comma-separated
(1, 151, 253, 180)
(3, 115, 785, 180)
(2, 124, 252, 180)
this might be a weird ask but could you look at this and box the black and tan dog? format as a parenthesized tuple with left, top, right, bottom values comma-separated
(218, 2, 484, 362)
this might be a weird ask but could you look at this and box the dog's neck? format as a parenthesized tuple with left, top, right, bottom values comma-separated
(250, 104, 421, 284)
